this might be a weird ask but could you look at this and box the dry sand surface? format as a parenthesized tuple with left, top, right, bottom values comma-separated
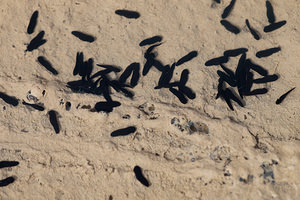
(1, 0, 300, 199)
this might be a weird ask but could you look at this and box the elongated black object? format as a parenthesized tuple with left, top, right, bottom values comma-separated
(276, 87, 295, 104)
(179, 86, 196, 100)
(96, 64, 122, 72)
(22, 100, 44, 111)
(115, 10, 140, 19)
(169, 87, 188, 104)
(48, 110, 60, 134)
(264, 20, 286, 32)
(37, 56, 58, 75)
(93, 101, 121, 113)
(220, 20, 240, 34)
(139, 36, 162, 46)
(26, 31, 47, 52)
(156, 63, 176, 89)
(217, 70, 236, 87)
(119, 62, 140, 87)
(133, 166, 150, 187)
(256, 47, 281, 58)
(73, 52, 84, 76)
(0, 92, 19, 106)
(0, 177, 15, 187)
(111, 126, 136, 137)
(71, 31, 96, 43)
(0, 161, 19, 169)
(266, 1, 275, 24)
(245, 88, 268, 96)
(220, 64, 235, 79)
(222, 0, 236, 19)
(253, 74, 279, 83)
(224, 48, 248, 57)
(27, 10, 38, 34)
(176, 51, 198, 66)
(205, 56, 228, 66)
(247, 59, 268, 76)
(245, 19, 260, 40)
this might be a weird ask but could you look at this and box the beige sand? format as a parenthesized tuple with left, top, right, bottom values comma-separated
(0, 0, 300, 199)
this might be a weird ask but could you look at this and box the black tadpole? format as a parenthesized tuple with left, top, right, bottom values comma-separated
(71, 31, 96, 43)
(48, 110, 60, 134)
(276, 87, 295, 105)
(115, 10, 140, 19)
(110, 126, 136, 137)
(27, 10, 38, 34)
(222, 0, 236, 19)
(133, 166, 150, 187)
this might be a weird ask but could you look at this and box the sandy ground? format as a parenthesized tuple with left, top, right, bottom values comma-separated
(0, 0, 300, 199)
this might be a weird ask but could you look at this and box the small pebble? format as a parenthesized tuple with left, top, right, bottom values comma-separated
(65, 101, 71, 111)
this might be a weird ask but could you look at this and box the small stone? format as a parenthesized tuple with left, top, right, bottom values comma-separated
(122, 114, 131, 119)
(186, 121, 209, 134)
(65, 102, 71, 111)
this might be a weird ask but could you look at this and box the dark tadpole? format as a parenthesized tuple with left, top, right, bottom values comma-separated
(143, 55, 155, 76)
(90, 69, 113, 80)
(0, 177, 15, 187)
(131, 63, 140, 87)
(48, 110, 60, 134)
(111, 126, 136, 137)
(119, 63, 140, 87)
(71, 31, 96, 43)
(145, 43, 162, 58)
(0, 92, 19, 106)
(176, 51, 198, 66)
(179, 69, 189, 86)
(256, 47, 281, 58)
(247, 59, 268, 76)
(109, 80, 134, 98)
(26, 31, 47, 52)
(0, 161, 19, 169)
(139, 35, 162, 46)
(224, 48, 248, 57)
(115, 9, 140, 19)
(220, 20, 240, 34)
(245, 19, 260, 40)
(245, 88, 268, 96)
(205, 56, 229, 66)
(96, 64, 122, 72)
(37, 56, 58, 75)
(235, 53, 249, 99)
(214, 0, 221, 3)
(217, 70, 236, 87)
(222, 0, 236, 19)
(264, 20, 286, 33)
(169, 87, 188, 104)
(276, 87, 295, 105)
(225, 88, 244, 107)
(216, 78, 225, 99)
(133, 166, 150, 187)
(220, 64, 235, 80)
(155, 63, 176, 89)
(27, 10, 38, 34)
(266, 0, 276, 24)
(222, 91, 234, 111)
(92, 101, 121, 113)
(73, 52, 84, 76)
(179, 86, 196, 100)
(22, 100, 44, 111)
